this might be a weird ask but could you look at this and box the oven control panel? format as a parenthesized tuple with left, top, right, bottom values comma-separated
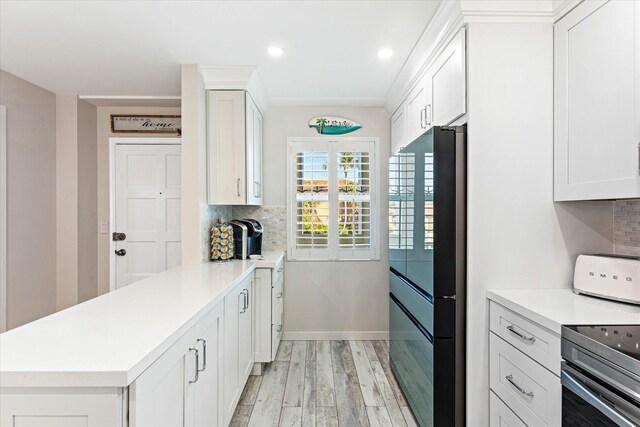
(573, 254, 640, 305)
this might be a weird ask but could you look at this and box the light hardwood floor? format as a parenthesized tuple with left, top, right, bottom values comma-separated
(230, 340, 419, 427)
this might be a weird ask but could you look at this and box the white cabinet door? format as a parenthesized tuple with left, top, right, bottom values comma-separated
(253, 267, 271, 363)
(223, 274, 253, 425)
(238, 277, 254, 383)
(428, 28, 466, 126)
(406, 74, 430, 144)
(223, 283, 241, 426)
(246, 94, 263, 206)
(129, 331, 194, 427)
(554, 0, 640, 200)
(391, 101, 408, 155)
(207, 90, 246, 205)
(185, 304, 224, 427)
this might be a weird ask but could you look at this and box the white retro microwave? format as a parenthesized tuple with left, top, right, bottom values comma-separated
(574, 254, 640, 305)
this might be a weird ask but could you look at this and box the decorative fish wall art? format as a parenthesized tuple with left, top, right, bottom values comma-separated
(308, 116, 362, 135)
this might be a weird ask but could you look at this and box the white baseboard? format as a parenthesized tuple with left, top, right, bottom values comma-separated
(282, 331, 389, 341)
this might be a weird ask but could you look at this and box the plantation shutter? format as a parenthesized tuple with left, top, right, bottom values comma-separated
(288, 138, 378, 261)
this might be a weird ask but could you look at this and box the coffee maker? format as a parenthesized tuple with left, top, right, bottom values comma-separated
(229, 219, 263, 260)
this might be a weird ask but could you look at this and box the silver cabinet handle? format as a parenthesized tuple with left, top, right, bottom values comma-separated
(507, 325, 536, 344)
(197, 338, 206, 372)
(254, 181, 261, 198)
(237, 178, 241, 197)
(277, 325, 283, 332)
(426, 104, 432, 126)
(189, 348, 199, 383)
(277, 267, 283, 273)
(637, 143, 640, 176)
(506, 374, 533, 398)
(276, 292, 283, 299)
(244, 288, 250, 309)
(419, 108, 425, 129)
(240, 291, 247, 314)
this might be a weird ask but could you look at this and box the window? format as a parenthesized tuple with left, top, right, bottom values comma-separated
(287, 138, 378, 261)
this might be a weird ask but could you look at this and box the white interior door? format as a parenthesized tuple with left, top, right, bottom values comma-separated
(114, 143, 181, 289)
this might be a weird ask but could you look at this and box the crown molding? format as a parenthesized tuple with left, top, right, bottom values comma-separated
(552, 0, 582, 22)
(199, 65, 269, 113)
(384, 0, 575, 113)
(268, 97, 386, 108)
(384, 0, 464, 113)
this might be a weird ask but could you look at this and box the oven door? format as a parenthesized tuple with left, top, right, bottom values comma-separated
(561, 362, 640, 427)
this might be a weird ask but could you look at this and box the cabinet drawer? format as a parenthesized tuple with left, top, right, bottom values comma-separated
(490, 301, 561, 375)
(490, 333, 561, 427)
(272, 259, 284, 285)
(490, 391, 528, 427)
(272, 274, 283, 323)
(272, 304, 283, 358)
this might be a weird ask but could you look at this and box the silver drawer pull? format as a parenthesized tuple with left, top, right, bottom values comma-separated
(507, 325, 536, 343)
(276, 292, 283, 298)
(197, 338, 206, 372)
(189, 348, 199, 383)
(506, 374, 534, 398)
(277, 267, 283, 273)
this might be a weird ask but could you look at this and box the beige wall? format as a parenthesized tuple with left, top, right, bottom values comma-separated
(0, 70, 57, 329)
(263, 106, 391, 338)
(77, 100, 98, 303)
(56, 94, 79, 310)
(96, 106, 181, 294)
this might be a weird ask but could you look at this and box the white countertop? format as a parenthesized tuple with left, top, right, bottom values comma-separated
(251, 250, 285, 269)
(0, 260, 256, 388)
(487, 288, 640, 334)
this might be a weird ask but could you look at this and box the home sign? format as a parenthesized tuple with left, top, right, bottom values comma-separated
(111, 114, 181, 134)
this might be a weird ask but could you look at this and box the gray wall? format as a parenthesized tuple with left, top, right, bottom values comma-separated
(77, 99, 98, 303)
(261, 106, 390, 338)
(0, 70, 57, 329)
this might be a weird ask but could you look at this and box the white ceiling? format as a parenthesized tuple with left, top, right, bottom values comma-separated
(0, 1, 441, 105)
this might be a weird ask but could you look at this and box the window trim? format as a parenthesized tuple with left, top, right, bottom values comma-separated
(287, 136, 380, 262)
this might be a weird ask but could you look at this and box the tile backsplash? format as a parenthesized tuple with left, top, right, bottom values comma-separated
(201, 204, 233, 262)
(614, 199, 640, 257)
(232, 205, 287, 251)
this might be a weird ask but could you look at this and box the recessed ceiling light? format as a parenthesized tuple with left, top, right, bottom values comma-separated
(268, 46, 284, 57)
(377, 48, 394, 60)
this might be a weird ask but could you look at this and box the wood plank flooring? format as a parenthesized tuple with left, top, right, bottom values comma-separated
(231, 340, 418, 427)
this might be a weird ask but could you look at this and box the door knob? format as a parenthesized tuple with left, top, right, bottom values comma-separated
(115, 249, 126, 256)
(112, 232, 126, 241)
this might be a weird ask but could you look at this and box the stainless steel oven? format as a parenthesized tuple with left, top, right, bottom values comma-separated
(561, 325, 640, 426)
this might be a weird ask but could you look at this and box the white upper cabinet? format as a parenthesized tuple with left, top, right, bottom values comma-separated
(428, 28, 466, 127)
(406, 73, 431, 144)
(390, 28, 466, 154)
(246, 94, 263, 205)
(391, 101, 407, 155)
(554, 0, 640, 201)
(207, 90, 263, 206)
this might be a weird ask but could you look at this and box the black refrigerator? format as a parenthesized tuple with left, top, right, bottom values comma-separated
(388, 126, 466, 427)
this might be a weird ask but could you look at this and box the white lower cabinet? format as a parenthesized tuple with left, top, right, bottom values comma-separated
(223, 274, 254, 426)
(489, 301, 562, 427)
(490, 391, 527, 427)
(130, 303, 224, 427)
(254, 258, 284, 364)
(0, 271, 257, 427)
(0, 388, 126, 427)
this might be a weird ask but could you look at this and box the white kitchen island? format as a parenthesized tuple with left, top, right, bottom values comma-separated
(0, 260, 257, 427)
